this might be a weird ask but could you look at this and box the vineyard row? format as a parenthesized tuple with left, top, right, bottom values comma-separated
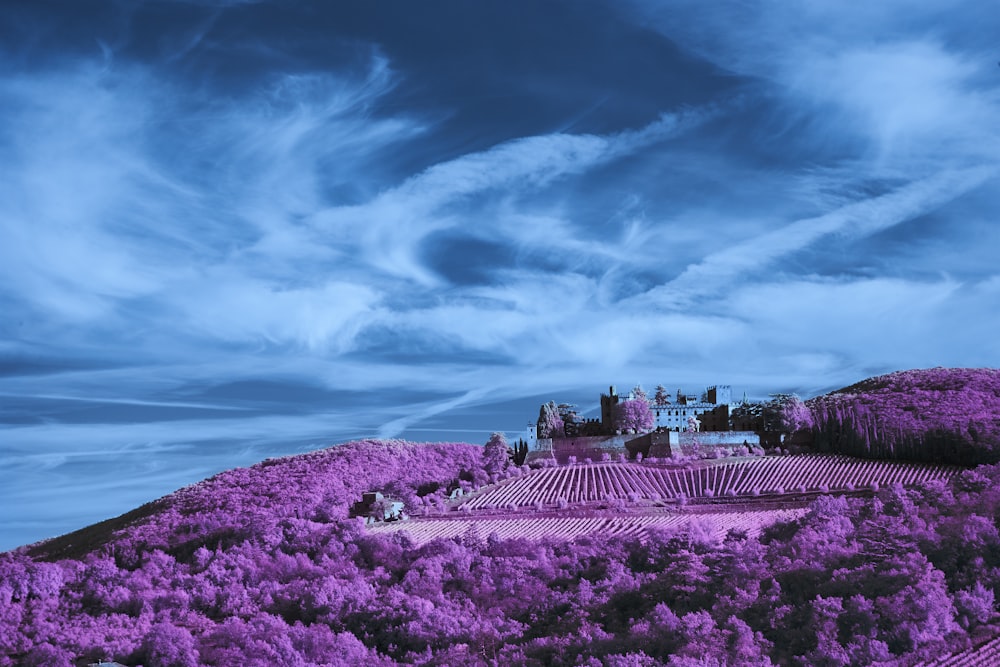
(917, 634, 1000, 667)
(368, 509, 808, 547)
(463, 455, 957, 509)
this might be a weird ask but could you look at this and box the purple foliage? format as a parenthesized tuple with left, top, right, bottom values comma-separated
(483, 432, 509, 477)
(142, 622, 198, 667)
(807, 368, 1000, 464)
(615, 398, 654, 433)
(3, 438, 1000, 665)
(537, 401, 565, 439)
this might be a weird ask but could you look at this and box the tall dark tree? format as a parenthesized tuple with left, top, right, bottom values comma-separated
(510, 439, 529, 466)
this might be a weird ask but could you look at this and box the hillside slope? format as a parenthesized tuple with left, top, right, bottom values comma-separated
(806, 368, 1000, 465)
(4, 438, 1000, 665)
(26, 439, 485, 563)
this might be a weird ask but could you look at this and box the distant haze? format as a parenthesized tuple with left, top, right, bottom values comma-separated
(1, 1, 999, 550)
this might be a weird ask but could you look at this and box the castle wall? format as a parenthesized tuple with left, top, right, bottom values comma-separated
(624, 431, 676, 459)
(534, 437, 553, 452)
(529, 430, 761, 465)
(678, 431, 759, 447)
(548, 435, 629, 464)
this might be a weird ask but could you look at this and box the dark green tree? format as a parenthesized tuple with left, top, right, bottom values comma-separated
(510, 438, 529, 466)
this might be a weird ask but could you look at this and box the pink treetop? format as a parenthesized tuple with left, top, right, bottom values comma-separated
(654, 385, 671, 406)
(615, 398, 654, 433)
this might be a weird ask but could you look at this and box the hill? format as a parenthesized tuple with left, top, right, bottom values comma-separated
(806, 367, 1000, 465)
(4, 437, 1000, 666)
(24, 439, 486, 564)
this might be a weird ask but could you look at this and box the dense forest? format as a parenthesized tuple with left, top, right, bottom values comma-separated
(806, 368, 1000, 465)
(3, 437, 1000, 666)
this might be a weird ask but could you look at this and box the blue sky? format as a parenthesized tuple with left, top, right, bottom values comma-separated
(2, 0, 999, 550)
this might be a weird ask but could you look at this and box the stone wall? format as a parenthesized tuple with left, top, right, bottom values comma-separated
(531, 430, 761, 464)
(678, 431, 759, 447)
(547, 435, 629, 464)
(624, 432, 675, 459)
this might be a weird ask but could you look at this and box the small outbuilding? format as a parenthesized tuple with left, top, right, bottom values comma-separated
(352, 491, 406, 523)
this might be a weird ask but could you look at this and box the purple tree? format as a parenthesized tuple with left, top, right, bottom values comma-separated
(537, 401, 565, 439)
(779, 395, 813, 435)
(142, 622, 198, 667)
(615, 399, 654, 434)
(653, 384, 671, 406)
(483, 432, 509, 477)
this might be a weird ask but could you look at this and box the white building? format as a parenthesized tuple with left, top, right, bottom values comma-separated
(652, 385, 732, 432)
(525, 422, 538, 449)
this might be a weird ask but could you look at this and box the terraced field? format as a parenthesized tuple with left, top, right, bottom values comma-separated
(368, 508, 808, 546)
(462, 454, 957, 509)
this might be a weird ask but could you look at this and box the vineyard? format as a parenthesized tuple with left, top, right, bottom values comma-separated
(918, 635, 1000, 667)
(461, 454, 958, 509)
(368, 508, 808, 546)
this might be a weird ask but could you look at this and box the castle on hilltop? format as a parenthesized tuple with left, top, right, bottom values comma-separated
(526, 383, 758, 463)
(602, 384, 734, 434)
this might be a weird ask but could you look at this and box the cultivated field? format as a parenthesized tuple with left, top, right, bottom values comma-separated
(462, 454, 958, 509)
(919, 635, 1000, 666)
(368, 508, 808, 546)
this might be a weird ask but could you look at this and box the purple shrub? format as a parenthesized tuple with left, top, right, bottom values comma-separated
(21, 644, 74, 667)
(955, 582, 995, 628)
(142, 622, 199, 667)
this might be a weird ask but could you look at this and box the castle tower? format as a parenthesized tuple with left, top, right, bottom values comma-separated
(706, 385, 733, 406)
(600, 385, 618, 435)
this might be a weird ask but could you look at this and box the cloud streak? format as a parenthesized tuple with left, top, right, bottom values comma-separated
(646, 165, 998, 307)
(2, 1, 999, 549)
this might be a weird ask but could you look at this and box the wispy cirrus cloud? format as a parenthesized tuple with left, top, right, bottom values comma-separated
(310, 105, 720, 285)
(642, 165, 998, 308)
(3, 1, 1000, 550)
(0, 53, 409, 353)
